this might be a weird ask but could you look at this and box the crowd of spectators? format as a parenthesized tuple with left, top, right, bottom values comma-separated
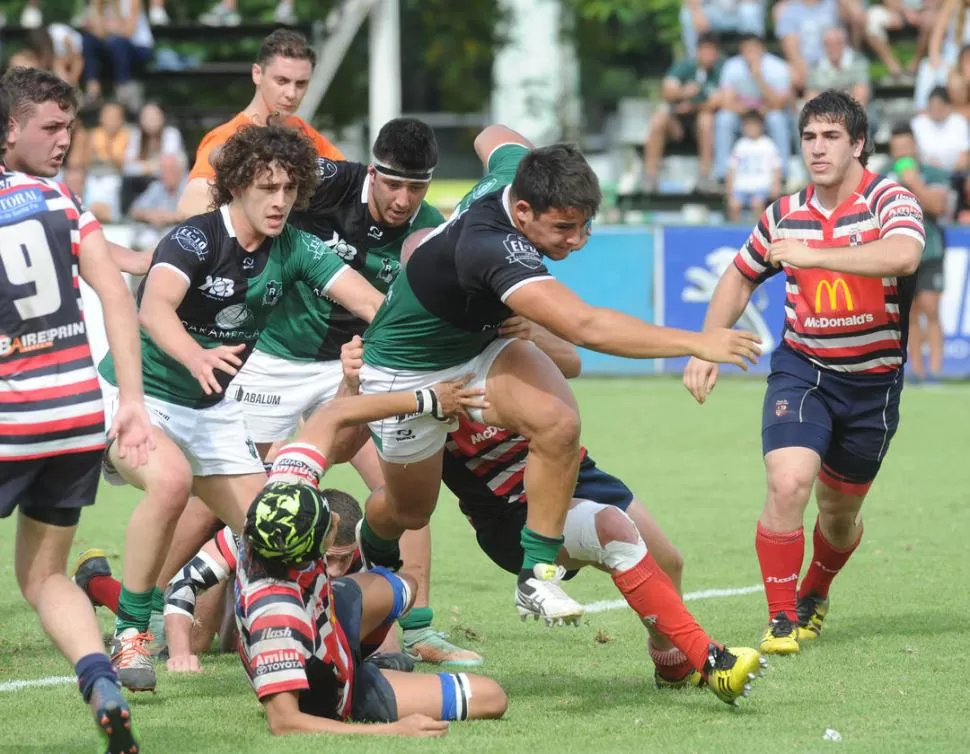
(645, 0, 970, 221)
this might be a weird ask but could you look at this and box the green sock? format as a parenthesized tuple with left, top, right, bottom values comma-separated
(520, 527, 565, 571)
(115, 586, 154, 633)
(400, 606, 433, 632)
(360, 518, 400, 557)
(150, 587, 165, 614)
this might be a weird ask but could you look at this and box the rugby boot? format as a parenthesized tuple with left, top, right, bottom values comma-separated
(402, 627, 484, 667)
(760, 611, 801, 655)
(90, 677, 140, 754)
(702, 645, 767, 705)
(796, 592, 829, 641)
(109, 628, 156, 692)
(365, 652, 416, 673)
(515, 564, 584, 626)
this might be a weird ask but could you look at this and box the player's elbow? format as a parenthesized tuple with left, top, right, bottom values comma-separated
(895, 242, 923, 276)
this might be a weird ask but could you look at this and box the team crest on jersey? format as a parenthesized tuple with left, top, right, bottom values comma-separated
(324, 231, 358, 263)
(316, 158, 339, 181)
(471, 178, 497, 201)
(376, 258, 398, 284)
(215, 303, 254, 330)
(503, 233, 542, 270)
(775, 399, 789, 417)
(173, 225, 209, 260)
(263, 280, 283, 307)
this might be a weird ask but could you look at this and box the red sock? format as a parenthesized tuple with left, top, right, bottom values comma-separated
(649, 641, 693, 681)
(87, 575, 121, 614)
(755, 522, 803, 622)
(613, 553, 715, 673)
(798, 520, 862, 600)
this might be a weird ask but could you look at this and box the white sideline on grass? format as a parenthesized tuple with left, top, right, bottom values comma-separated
(0, 583, 765, 693)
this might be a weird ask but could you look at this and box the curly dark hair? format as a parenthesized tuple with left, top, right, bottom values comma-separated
(1, 66, 77, 123)
(210, 124, 319, 210)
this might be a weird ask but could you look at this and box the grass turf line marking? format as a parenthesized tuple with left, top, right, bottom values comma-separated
(583, 583, 763, 613)
(0, 675, 75, 693)
(0, 584, 765, 693)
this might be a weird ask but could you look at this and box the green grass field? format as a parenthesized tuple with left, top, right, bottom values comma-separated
(1, 378, 968, 753)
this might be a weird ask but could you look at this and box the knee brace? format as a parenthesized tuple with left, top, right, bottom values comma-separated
(370, 566, 413, 624)
(164, 548, 230, 619)
(562, 500, 648, 572)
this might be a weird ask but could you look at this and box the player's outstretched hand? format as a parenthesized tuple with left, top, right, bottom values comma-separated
(166, 653, 202, 673)
(108, 399, 155, 468)
(390, 714, 449, 737)
(499, 315, 536, 341)
(694, 328, 761, 370)
(432, 372, 489, 420)
(189, 343, 246, 395)
(683, 357, 721, 404)
(340, 335, 364, 392)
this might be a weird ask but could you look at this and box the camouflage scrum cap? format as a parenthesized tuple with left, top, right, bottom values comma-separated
(244, 482, 332, 567)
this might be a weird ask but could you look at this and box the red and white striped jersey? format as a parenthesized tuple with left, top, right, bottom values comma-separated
(734, 170, 925, 374)
(442, 418, 588, 513)
(0, 168, 105, 460)
(235, 548, 355, 720)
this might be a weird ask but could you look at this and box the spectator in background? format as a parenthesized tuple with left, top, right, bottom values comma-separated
(200, 0, 298, 26)
(916, 0, 970, 110)
(946, 43, 970, 117)
(128, 152, 187, 251)
(7, 25, 85, 88)
(20, 0, 42, 28)
(679, 0, 766, 57)
(866, 0, 939, 83)
(775, 0, 841, 92)
(725, 111, 782, 221)
(643, 32, 723, 193)
(78, 101, 128, 224)
(85, 101, 129, 172)
(805, 26, 871, 104)
(122, 102, 185, 177)
(889, 125, 953, 383)
(912, 86, 970, 170)
(82, 0, 155, 110)
(149, 0, 170, 25)
(714, 34, 793, 183)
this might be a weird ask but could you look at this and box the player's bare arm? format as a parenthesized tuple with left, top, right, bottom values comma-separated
(765, 235, 922, 277)
(296, 374, 488, 466)
(176, 177, 214, 220)
(498, 316, 582, 378)
(108, 242, 151, 276)
(78, 229, 154, 466)
(138, 266, 245, 395)
(262, 690, 447, 737)
(683, 265, 760, 403)
(325, 268, 386, 323)
(474, 125, 534, 167)
(504, 278, 761, 367)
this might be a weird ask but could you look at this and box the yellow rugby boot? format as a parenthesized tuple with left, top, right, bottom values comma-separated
(760, 612, 800, 655)
(796, 593, 829, 641)
(703, 645, 767, 705)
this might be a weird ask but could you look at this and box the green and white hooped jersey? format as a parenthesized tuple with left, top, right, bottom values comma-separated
(256, 160, 445, 362)
(98, 206, 348, 408)
(363, 144, 550, 371)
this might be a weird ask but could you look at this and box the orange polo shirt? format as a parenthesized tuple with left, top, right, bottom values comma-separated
(188, 112, 344, 181)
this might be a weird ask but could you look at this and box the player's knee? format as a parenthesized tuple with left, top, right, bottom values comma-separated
(655, 545, 685, 585)
(394, 507, 433, 531)
(529, 404, 581, 455)
(588, 504, 647, 572)
(465, 675, 508, 720)
(766, 469, 814, 513)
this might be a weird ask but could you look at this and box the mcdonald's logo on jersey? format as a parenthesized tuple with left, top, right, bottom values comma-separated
(815, 278, 853, 312)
